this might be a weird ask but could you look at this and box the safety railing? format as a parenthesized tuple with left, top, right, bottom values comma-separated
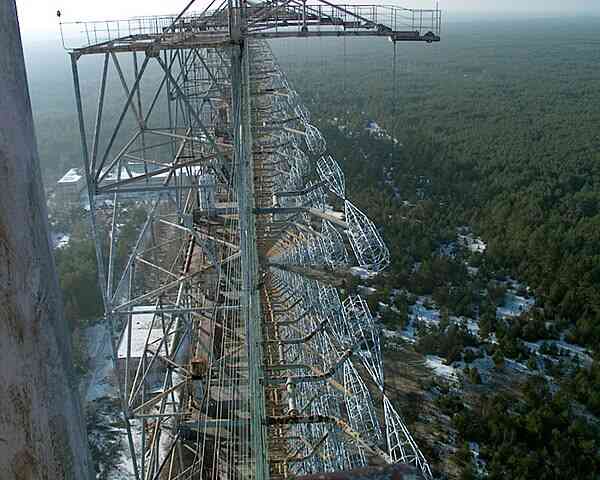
(60, 3, 441, 50)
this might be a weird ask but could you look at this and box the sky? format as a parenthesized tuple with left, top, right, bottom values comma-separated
(15, 0, 600, 41)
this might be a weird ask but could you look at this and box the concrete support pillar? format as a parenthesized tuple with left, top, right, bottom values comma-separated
(0, 1, 92, 478)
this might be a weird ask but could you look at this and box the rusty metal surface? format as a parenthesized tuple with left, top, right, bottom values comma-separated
(293, 464, 425, 480)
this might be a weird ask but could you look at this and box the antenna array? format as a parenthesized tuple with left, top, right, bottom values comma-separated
(67, 2, 440, 479)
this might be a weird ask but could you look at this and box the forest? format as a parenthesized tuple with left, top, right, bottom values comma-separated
(273, 18, 600, 478)
(272, 18, 600, 352)
(25, 16, 600, 479)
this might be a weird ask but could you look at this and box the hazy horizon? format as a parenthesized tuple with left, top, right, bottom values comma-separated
(15, 0, 600, 43)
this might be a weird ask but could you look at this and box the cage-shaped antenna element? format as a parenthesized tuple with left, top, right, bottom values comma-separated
(384, 395, 433, 479)
(344, 200, 390, 273)
(321, 220, 349, 267)
(304, 123, 327, 155)
(342, 295, 384, 389)
(317, 154, 346, 198)
(344, 360, 383, 447)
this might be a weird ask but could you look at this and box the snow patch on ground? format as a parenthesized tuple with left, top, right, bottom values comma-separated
(51, 232, 70, 249)
(358, 285, 377, 296)
(383, 319, 418, 344)
(453, 354, 498, 383)
(467, 266, 479, 276)
(526, 339, 593, 366)
(555, 339, 592, 363)
(504, 358, 532, 374)
(385, 297, 442, 344)
(438, 241, 458, 258)
(111, 420, 141, 480)
(462, 317, 480, 337)
(496, 292, 535, 319)
(350, 266, 374, 280)
(469, 441, 488, 475)
(411, 298, 441, 327)
(81, 322, 138, 479)
(83, 323, 116, 402)
(425, 355, 459, 383)
(458, 232, 487, 253)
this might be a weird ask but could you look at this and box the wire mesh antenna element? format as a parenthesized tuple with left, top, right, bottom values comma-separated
(344, 200, 391, 273)
(317, 154, 345, 198)
(66, 1, 440, 479)
(342, 295, 384, 389)
(384, 395, 433, 477)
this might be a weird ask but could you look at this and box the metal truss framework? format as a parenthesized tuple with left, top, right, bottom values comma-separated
(68, 1, 440, 480)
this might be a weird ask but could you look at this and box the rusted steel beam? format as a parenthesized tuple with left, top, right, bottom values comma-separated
(293, 464, 426, 480)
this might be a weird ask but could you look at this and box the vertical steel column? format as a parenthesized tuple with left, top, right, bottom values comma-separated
(230, 2, 270, 476)
(70, 52, 141, 480)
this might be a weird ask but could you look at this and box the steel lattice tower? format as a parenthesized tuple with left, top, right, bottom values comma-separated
(66, 2, 441, 479)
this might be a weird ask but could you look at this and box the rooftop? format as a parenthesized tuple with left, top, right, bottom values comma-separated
(117, 306, 170, 359)
(57, 168, 83, 184)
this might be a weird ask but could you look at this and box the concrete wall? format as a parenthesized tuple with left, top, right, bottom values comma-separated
(0, 2, 93, 478)
(116, 358, 167, 407)
(56, 182, 83, 209)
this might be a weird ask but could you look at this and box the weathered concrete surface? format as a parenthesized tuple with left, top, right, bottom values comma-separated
(0, 2, 93, 478)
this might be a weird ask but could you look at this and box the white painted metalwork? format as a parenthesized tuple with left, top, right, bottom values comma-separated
(317, 154, 346, 198)
(345, 200, 391, 273)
